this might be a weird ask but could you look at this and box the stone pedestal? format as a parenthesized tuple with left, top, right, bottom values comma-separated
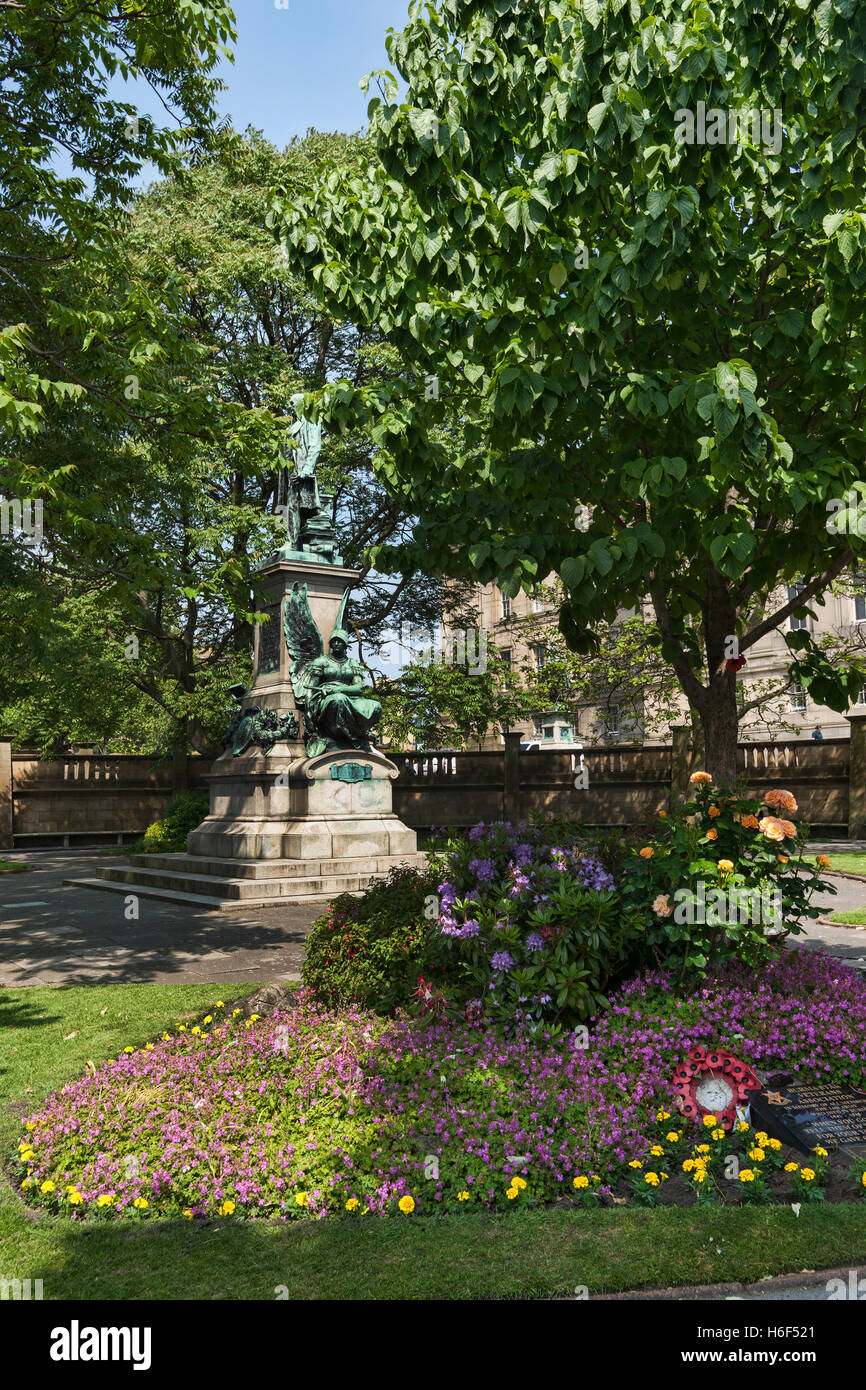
(73, 555, 424, 908)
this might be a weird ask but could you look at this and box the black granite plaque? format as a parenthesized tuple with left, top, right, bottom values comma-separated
(750, 1076, 866, 1158)
(257, 602, 282, 675)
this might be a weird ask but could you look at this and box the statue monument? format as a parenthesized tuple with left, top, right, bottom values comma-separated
(77, 400, 422, 909)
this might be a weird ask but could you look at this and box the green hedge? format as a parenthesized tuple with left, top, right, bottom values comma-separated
(133, 789, 209, 854)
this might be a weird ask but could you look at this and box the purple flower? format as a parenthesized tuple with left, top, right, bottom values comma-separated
(491, 951, 514, 973)
(525, 933, 544, 952)
(468, 858, 496, 884)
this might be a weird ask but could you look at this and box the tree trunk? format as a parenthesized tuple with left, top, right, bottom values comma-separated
(699, 675, 740, 786)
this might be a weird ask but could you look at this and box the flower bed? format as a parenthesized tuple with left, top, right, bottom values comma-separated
(14, 952, 866, 1222)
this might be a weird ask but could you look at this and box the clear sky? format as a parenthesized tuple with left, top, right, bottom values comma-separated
(215, 0, 410, 143)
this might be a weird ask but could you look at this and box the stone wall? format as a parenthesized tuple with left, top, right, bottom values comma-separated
(0, 731, 861, 846)
(3, 752, 212, 846)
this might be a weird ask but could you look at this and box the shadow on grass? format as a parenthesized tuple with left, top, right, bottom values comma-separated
(12, 1203, 866, 1301)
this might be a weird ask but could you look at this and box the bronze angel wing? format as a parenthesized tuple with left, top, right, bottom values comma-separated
(282, 581, 323, 710)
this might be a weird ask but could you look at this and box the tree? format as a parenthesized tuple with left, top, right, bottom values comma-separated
(273, 0, 866, 783)
(377, 644, 532, 750)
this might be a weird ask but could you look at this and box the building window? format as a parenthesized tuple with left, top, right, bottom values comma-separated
(559, 725, 572, 741)
(789, 680, 807, 712)
(543, 725, 554, 740)
(855, 573, 866, 622)
(788, 582, 808, 631)
(532, 645, 546, 673)
(533, 717, 544, 737)
(500, 591, 511, 619)
(602, 707, 621, 738)
(501, 648, 512, 670)
(859, 685, 866, 705)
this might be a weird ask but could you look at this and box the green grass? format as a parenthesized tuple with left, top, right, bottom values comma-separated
(828, 909, 866, 926)
(824, 854, 866, 875)
(0, 859, 30, 873)
(2, 983, 866, 1300)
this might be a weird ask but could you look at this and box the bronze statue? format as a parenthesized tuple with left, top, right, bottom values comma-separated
(283, 582, 381, 757)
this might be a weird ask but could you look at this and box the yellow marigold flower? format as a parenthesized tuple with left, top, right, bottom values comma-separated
(203, 1016, 212, 1025)
(739, 1170, 755, 1183)
(398, 1195, 416, 1213)
(656, 1110, 671, 1121)
(628, 1159, 643, 1169)
(145, 1043, 154, 1051)
(784, 1162, 799, 1173)
(693, 1157, 708, 1171)
(20, 1149, 34, 1162)
(814, 1146, 828, 1157)
(457, 1191, 470, 1202)
(650, 1145, 664, 1156)
(21, 1178, 32, 1189)
(817, 855, 830, 869)
(178, 1026, 186, 1032)
(767, 1138, 781, 1151)
(708, 805, 721, 817)
(706, 828, 718, 840)
(639, 846, 654, 858)
(96, 1194, 114, 1207)
(216, 1001, 224, 1008)
(511, 1176, 527, 1190)
(161, 1033, 171, 1041)
(749, 1147, 765, 1162)
(682, 1159, 695, 1172)
(40, 1180, 55, 1194)
(295, 1192, 308, 1207)
(754, 1131, 768, 1144)
(690, 771, 713, 783)
(573, 1175, 589, 1189)
(250, 1013, 261, 1021)
(232, 1009, 241, 1017)
(696, 1143, 710, 1153)
(711, 1129, 725, 1141)
(506, 1187, 518, 1199)
(800, 1168, 816, 1182)
(183, 1208, 193, 1219)
(25, 1120, 35, 1130)
(68, 1191, 83, 1205)
(133, 1197, 148, 1210)
(665, 1132, 680, 1143)
(218, 1200, 236, 1216)
(191, 1026, 201, 1036)
(345, 1197, 360, 1211)
(644, 1172, 660, 1186)
(861, 1172, 866, 1189)
(702, 1115, 718, 1128)
(123, 1046, 134, 1054)
(694, 1169, 707, 1183)
(736, 1121, 749, 1133)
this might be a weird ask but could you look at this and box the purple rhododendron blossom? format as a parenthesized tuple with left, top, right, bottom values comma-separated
(491, 951, 514, 972)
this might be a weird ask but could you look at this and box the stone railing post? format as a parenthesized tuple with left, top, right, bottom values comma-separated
(503, 731, 521, 823)
(848, 715, 866, 839)
(0, 743, 12, 850)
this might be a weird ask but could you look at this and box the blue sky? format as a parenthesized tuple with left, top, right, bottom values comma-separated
(214, 0, 411, 142)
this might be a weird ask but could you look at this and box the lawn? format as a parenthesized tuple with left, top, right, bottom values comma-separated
(3, 981, 866, 1300)
(823, 854, 866, 876)
(828, 909, 866, 926)
(0, 859, 31, 874)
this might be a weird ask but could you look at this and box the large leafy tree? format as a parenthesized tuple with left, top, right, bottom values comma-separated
(273, 0, 866, 782)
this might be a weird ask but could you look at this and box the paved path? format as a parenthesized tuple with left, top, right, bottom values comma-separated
(1, 850, 866, 988)
(0, 850, 320, 987)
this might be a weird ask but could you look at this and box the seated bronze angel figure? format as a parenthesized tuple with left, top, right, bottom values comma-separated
(283, 582, 381, 758)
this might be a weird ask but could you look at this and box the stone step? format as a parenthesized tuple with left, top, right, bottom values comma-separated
(65, 877, 367, 911)
(86, 864, 382, 900)
(119, 852, 427, 880)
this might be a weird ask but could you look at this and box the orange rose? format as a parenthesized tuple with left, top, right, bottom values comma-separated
(760, 817, 786, 842)
(779, 855, 789, 863)
(764, 789, 798, 813)
(706, 828, 718, 841)
(639, 847, 654, 859)
(779, 819, 797, 839)
(708, 806, 721, 817)
(718, 860, 734, 873)
(658, 810, 668, 819)
(689, 771, 713, 784)
(741, 814, 760, 830)
(817, 854, 830, 869)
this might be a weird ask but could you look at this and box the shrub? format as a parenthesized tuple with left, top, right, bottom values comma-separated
(620, 775, 832, 980)
(302, 865, 444, 1012)
(134, 789, 209, 854)
(427, 820, 644, 1033)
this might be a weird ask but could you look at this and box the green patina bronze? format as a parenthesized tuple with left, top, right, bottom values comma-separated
(330, 762, 373, 783)
(283, 584, 381, 758)
(222, 684, 299, 756)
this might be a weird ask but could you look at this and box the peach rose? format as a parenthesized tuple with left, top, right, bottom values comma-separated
(639, 846, 654, 859)
(653, 894, 673, 918)
(689, 771, 713, 784)
(779, 819, 797, 839)
(817, 854, 830, 868)
(708, 805, 721, 817)
(760, 817, 786, 841)
(706, 828, 718, 841)
(764, 789, 798, 813)
(741, 814, 760, 830)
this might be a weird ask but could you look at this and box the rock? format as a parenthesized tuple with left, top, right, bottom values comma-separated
(234, 983, 298, 1019)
